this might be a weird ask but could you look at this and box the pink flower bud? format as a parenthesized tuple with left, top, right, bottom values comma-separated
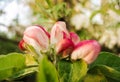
(19, 40, 25, 50)
(50, 21, 70, 45)
(71, 40, 101, 64)
(36, 25, 50, 38)
(70, 32, 80, 45)
(23, 26, 50, 51)
(56, 38, 74, 58)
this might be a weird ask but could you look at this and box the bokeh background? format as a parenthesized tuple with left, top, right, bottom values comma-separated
(0, 0, 120, 55)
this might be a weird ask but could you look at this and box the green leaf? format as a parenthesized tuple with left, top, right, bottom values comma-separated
(57, 60, 71, 82)
(0, 53, 25, 80)
(89, 52, 120, 81)
(90, 52, 120, 71)
(45, 0, 53, 8)
(37, 56, 59, 82)
(106, 77, 120, 82)
(11, 67, 38, 79)
(25, 54, 38, 67)
(92, 65, 120, 81)
(83, 70, 108, 82)
(86, 65, 120, 82)
(51, 2, 71, 20)
(57, 59, 87, 82)
(36, 1, 52, 19)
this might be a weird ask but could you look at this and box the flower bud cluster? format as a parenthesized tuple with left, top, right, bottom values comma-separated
(19, 21, 101, 64)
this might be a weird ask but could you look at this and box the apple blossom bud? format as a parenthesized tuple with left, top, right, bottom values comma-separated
(70, 32, 80, 45)
(50, 21, 70, 45)
(23, 26, 50, 52)
(36, 25, 50, 38)
(56, 38, 74, 58)
(19, 40, 25, 50)
(71, 40, 101, 64)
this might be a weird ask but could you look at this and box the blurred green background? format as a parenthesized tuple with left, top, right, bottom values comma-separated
(0, 0, 120, 55)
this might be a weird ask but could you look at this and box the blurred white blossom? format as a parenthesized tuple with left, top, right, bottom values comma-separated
(99, 30, 117, 49)
(0, 0, 34, 38)
(0, 0, 34, 27)
(71, 14, 90, 30)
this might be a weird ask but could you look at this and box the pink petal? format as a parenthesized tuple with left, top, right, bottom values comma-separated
(50, 21, 70, 45)
(71, 40, 101, 64)
(23, 26, 50, 50)
(70, 32, 80, 45)
(18, 40, 25, 50)
(23, 35, 43, 54)
(36, 25, 50, 38)
(56, 38, 74, 58)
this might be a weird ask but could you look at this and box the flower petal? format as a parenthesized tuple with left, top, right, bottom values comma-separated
(36, 25, 50, 38)
(70, 32, 80, 45)
(23, 26, 50, 50)
(18, 40, 25, 50)
(56, 38, 74, 58)
(71, 40, 101, 64)
(23, 35, 42, 54)
(50, 21, 70, 45)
